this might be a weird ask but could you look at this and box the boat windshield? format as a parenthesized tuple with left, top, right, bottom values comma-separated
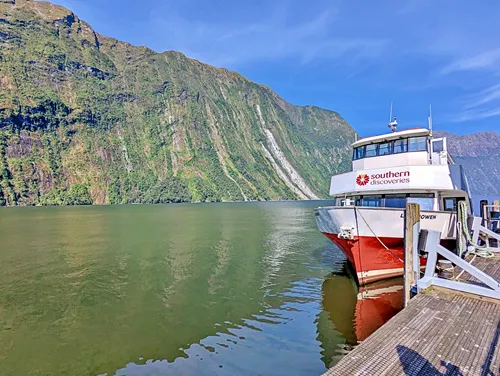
(407, 194, 434, 211)
(353, 136, 428, 160)
(338, 193, 434, 210)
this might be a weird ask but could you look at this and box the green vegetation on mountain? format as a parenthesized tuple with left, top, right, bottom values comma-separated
(0, 0, 355, 206)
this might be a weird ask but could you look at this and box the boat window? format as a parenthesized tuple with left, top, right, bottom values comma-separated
(362, 195, 383, 207)
(352, 193, 435, 210)
(365, 144, 378, 158)
(353, 146, 366, 160)
(443, 197, 466, 212)
(408, 193, 434, 211)
(408, 193, 434, 198)
(351, 196, 361, 206)
(408, 136, 428, 152)
(385, 194, 407, 208)
(393, 139, 408, 154)
(352, 135, 429, 161)
(443, 198, 456, 212)
(335, 196, 359, 206)
(432, 139, 444, 153)
(378, 142, 392, 156)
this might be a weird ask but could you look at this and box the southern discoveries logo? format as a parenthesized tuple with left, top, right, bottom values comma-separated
(356, 174, 370, 186)
(356, 170, 410, 186)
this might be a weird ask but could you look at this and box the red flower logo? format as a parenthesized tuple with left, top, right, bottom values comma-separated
(356, 174, 370, 186)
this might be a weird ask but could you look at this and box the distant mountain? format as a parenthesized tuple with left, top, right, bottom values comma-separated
(0, 0, 355, 206)
(436, 131, 500, 196)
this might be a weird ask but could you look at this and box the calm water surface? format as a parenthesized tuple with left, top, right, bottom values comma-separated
(0, 201, 403, 376)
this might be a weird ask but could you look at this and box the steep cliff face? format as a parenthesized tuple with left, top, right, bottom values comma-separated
(0, 0, 355, 206)
(436, 131, 500, 196)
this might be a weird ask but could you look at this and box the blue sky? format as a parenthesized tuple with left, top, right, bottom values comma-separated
(50, 0, 500, 136)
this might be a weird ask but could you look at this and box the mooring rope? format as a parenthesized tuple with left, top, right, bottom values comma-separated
(355, 207, 404, 263)
(458, 201, 496, 258)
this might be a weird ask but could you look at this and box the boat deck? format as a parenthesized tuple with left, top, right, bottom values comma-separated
(324, 255, 500, 376)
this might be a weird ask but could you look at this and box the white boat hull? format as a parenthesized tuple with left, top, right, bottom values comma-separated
(315, 206, 457, 284)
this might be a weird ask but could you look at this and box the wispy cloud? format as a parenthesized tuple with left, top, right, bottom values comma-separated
(450, 83, 500, 122)
(48, 0, 500, 131)
(464, 84, 500, 109)
(452, 107, 500, 123)
(420, 9, 500, 124)
(146, 6, 387, 68)
(440, 48, 500, 75)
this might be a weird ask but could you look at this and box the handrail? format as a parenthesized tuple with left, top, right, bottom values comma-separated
(470, 216, 500, 250)
(415, 229, 500, 300)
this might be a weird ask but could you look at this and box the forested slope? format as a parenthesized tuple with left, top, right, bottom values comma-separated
(0, 0, 355, 206)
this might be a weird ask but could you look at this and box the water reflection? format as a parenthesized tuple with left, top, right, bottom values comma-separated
(319, 265, 404, 367)
(0, 202, 403, 376)
(115, 278, 329, 376)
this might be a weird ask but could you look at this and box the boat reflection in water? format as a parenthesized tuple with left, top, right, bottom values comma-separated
(318, 263, 403, 367)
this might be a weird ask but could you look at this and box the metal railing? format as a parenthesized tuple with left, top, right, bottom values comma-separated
(403, 202, 500, 302)
(481, 204, 500, 234)
(415, 229, 500, 300)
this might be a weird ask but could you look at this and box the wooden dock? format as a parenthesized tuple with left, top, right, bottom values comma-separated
(324, 255, 500, 376)
(324, 204, 500, 376)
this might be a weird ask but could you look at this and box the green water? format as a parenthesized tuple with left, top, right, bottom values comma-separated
(0, 201, 372, 376)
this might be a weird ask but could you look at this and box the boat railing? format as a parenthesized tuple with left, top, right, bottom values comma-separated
(482, 204, 500, 233)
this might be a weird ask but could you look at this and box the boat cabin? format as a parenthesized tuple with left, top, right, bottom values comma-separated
(352, 129, 451, 170)
(330, 128, 472, 213)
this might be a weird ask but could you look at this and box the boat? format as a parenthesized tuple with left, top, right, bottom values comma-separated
(315, 116, 473, 285)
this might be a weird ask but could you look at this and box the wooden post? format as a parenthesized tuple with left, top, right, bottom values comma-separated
(404, 203, 420, 307)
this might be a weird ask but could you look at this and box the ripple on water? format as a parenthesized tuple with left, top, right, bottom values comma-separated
(0, 202, 404, 376)
(114, 277, 331, 376)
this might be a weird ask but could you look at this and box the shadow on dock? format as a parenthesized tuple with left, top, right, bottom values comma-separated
(323, 288, 500, 376)
(397, 346, 463, 376)
(396, 318, 499, 375)
(482, 320, 499, 376)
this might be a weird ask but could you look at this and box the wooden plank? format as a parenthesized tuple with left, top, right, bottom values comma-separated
(453, 254, 500, 287)
(404, 203, 420, 307)
(323, 255, 500, 376)
(324, 291, 500, 375)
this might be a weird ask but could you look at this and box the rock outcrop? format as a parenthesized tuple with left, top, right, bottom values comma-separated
(0, 0, 355, 205)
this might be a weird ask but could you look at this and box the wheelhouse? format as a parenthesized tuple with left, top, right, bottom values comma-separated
(329, 128, 472, 213)
(353, 135, 428, 160)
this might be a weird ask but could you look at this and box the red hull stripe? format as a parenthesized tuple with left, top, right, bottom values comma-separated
(322, 232, 427, 285)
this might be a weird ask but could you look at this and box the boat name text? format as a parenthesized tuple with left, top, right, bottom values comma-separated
(356, 170, 410, 187)
(400, 213, 437, 220)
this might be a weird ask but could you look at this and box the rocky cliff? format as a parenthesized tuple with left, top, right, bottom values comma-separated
(0, 0, 355, 206)
(437, 131, 500, 196)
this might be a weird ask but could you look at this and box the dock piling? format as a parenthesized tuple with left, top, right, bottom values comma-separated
(403, 202, 420, 306)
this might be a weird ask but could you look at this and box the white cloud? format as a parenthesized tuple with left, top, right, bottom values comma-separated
(449, 83, 500, 122)
(452, 107, 500, 123)
(146, 6, 387, 68)
(464, 84, 500, 109)
(48, 0, 500, 128)
(441, 49, 500, 75)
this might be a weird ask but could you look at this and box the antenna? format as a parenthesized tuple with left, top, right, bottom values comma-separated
(428, 104, 433, 134)
(387, 102, 398, 132)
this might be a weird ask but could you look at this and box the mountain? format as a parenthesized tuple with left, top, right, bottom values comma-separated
(436, 131, 500, 196)
(0, 0, 355, 206)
